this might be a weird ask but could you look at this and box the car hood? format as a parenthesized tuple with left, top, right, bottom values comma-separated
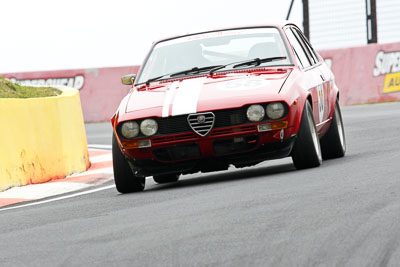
(125, 68, 292, 118)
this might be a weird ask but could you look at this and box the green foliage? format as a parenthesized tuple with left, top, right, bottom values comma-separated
(0, 76, 62, 98)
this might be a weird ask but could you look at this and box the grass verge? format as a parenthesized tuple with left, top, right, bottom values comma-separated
(0, 76, 62, 98)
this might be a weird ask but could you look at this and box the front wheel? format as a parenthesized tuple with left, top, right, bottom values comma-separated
(320, 100, 346, 159)
(291, 101, 322, 169)
(112, 134, 145, 193)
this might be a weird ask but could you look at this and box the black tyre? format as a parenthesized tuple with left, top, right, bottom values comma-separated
(320, 100, 346, 159)
(153, 174, 180, 184)
(291, 101, 322, 169)
(112, 134, 145, 193)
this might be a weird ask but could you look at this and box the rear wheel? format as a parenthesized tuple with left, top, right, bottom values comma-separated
(112, 134, 145, 193)
(153, 174, 180, 184)
(320, 100, 346, 159)
(291, 101, 322, 169)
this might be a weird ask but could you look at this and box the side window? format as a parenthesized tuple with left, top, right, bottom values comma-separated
(293, 28, 320, 64)
(285, 28, 312, 69)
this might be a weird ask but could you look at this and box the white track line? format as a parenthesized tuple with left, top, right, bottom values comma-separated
(1, 179, 154, 212)
(88, 144, 112, 150)
(0, 185, 115, 212)
(0, 182, 91, 199)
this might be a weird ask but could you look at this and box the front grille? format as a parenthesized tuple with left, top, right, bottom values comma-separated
(187, 112, 215, 136)
(214, 109, 247, 127)
(154, 108, 254, 137)
(158, 115, 191, 134)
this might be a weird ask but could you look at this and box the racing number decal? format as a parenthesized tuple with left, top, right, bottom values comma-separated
(226, 79, 262, 88)
(317, 84, 325, 122)
(218, 78, 268, 91)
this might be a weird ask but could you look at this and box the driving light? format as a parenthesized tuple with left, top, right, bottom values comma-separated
(257, 123, 272, 132)
(258, 121, 288, 132)
(121, 121, 139, 139)
(140, 119, 158, 136)
(266, 102, 285, 120)
(247, 104, 265, 122)
(122, 139, 151, 149)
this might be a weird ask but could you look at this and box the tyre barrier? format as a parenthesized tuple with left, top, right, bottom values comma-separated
(0, 89, 90, 191)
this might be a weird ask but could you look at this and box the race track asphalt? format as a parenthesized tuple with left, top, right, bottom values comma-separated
(0, 102, 399, 267)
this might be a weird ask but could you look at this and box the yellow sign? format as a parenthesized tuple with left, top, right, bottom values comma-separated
(383, 72, 400, 93)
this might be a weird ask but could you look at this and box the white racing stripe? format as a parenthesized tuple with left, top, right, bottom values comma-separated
(162, 81, 179, 117)
(171, 77, 205, 116)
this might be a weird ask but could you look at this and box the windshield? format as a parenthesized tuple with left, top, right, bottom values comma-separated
(137, 27, 292, 84)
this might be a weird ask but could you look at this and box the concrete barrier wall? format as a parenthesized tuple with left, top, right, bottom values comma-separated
(319, 42, 400, 106)
(0, 89, 90, 191)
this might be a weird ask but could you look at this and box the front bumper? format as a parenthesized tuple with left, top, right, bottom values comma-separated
(122, 129, 296, 176)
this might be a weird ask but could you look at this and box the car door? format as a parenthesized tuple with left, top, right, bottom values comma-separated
(292, 27, 331, 124)
(284, 26, 326, 127)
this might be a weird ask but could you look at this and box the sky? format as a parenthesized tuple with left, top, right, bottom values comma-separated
(0, 0, 302, 74)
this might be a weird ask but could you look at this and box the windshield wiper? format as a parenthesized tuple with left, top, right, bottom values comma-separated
(145, 65, 223, 85)
(145, 74, 168, 85)
(169, 65, 223, 78)
(209, 56, 287, 75)
(145, 58, 287, 85)
(233, 57, 287, 68)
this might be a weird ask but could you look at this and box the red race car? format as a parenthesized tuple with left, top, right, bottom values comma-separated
(111, 22, 346, 193)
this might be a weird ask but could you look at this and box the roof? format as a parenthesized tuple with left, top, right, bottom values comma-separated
(151, 20, 298, 45)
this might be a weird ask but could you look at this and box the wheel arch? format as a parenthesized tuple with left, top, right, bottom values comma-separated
(292, 92, 313, 135)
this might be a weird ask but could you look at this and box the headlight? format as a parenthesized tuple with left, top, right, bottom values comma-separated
(247, 104, 265, 122)
(266, 102, 285, 120)
(140, 119, 158, 136)
(120, 121, 139, 139)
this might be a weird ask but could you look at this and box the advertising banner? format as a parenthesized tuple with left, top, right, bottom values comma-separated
(319, 42, 400, 106)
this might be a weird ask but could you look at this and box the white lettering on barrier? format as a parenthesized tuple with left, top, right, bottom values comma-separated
(9, 75, 85, 90)
(373, 51, 400, 76)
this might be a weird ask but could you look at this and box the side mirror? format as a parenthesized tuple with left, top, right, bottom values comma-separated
(121, 74, 137, 85)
